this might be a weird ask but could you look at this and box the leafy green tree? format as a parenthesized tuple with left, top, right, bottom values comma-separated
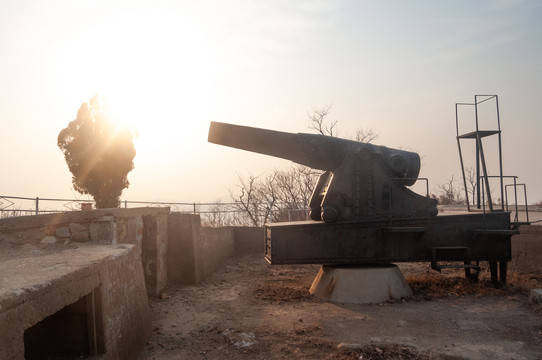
(57, 96, 136, 208)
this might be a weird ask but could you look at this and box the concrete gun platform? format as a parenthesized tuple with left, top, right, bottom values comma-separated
(0, 243, 151, 359)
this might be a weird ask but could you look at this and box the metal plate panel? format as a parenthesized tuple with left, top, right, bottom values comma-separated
(265, 213, 511, 265)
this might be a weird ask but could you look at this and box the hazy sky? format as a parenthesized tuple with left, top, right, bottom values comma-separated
(1, 0, 541, 208)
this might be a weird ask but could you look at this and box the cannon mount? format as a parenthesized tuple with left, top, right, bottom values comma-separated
(208, 121, 514, 285)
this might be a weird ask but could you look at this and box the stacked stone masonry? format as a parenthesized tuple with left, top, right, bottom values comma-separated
(0, 207, 169, 297)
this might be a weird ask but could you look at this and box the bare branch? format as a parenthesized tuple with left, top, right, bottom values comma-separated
(464, 166, 477, 206)
(436, 176, 465, 205)
(307, 104, 337, 136)
(354, 127, 379, 143)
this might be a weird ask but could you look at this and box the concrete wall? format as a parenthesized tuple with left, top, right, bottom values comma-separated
(167, 213, 263, 285)
(511, 225, 542, 273)
(0, 209, 264, 358)
(0, 207, 169, 296)
(195, 226, 235, 283)
(141, 213, 169, 297)
(167, 213, 199, 284)
(234, 226, 265, 254)
(0, 244, 150, 360)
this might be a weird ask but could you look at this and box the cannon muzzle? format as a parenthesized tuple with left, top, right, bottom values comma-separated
(208, 121, 420, 185)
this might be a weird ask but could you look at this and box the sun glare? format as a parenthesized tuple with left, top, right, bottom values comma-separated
(50, 7, 217, 157)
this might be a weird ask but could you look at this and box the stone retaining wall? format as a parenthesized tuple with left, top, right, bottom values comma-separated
(0, 207, 169, 296)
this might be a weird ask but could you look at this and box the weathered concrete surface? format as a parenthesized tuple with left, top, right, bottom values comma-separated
(310, 265, 413, 304)
(167, 214, 199, 285)
(142, 213, 169, 297)
(0, 243, 151, 359)
(89, 216, 118, 244)
(195, 226, 235, 283)
(511, 225, 542, 273)
(168, 214, 263, 285)
(168, 213, 235, 285)
(234, 226, 264, 255)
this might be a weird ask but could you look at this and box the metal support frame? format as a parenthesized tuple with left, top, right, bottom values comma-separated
(505, 182, 530, 226)
(456, 95, 504, 211)
(456, 95, 529, 229)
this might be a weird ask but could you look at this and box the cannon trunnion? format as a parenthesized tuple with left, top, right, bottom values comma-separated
(209, 121, 513, 284)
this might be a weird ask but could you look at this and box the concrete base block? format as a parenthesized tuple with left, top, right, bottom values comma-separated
(309, 264, 413, 304)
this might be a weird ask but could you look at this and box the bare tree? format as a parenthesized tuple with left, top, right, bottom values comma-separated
(229, 165, 320, 226)
(229, 173, 273, 227)
(229, 105, 380, 226)
(269, 165, 319, 222)
(435, 176, 465, 205)
(307, 104, 337, 136)
(354, 126, 379, 143)
(308, 104, 379, 143)
(464, 166, 477, 206)
(200, 199, 238, 227)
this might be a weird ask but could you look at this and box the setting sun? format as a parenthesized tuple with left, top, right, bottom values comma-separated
(49, 6, 217, 156)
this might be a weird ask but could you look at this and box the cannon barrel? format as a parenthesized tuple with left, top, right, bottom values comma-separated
(208, 121, 420, 186)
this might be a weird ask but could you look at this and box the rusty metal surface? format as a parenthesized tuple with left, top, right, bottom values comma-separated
(265, 212, 511, 265)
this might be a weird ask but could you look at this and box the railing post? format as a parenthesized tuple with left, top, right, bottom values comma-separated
(193, 203, 196, 214)
(35, 197, 39, 215)
(125, 200, 128, 208)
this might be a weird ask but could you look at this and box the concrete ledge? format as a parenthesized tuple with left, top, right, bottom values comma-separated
(0, 207, 170, 297)
(0, 243, 150, 359)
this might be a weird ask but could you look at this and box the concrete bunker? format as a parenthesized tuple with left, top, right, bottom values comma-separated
(24, 288, 104, 359)
(0, 208, 166, 359)
(0, 207, 264, 359)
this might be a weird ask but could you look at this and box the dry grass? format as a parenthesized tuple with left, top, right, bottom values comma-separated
(403, 262, 542, 299)
(254, 282, 319, 303)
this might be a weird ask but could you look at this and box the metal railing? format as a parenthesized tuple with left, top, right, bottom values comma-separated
(0, 195, 237, 216)
(0, 195, 95, 217)
(0, 195, 311, 225)
(479, 176, 530, 228)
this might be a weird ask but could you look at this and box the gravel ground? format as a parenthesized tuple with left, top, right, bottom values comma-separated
(139, 254, 542, 360)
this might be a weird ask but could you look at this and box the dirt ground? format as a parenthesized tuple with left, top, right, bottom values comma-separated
(138, 255, 542, 360)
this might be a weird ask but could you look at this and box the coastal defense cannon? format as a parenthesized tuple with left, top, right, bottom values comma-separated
(209, 120, 514, 288)
(208, 121, 438, 223)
